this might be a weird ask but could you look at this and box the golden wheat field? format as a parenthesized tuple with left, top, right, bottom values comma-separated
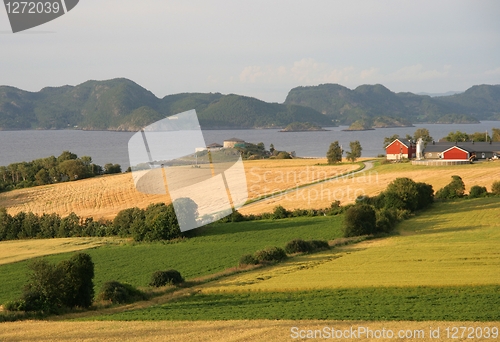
(0, 237, 123, 265)
(1, 320, 498, 342)
(0, 159, 359, 220)
(238, 160, 500, 215)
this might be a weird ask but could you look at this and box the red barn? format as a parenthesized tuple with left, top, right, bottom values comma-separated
(385, 139, 416, 160)
(441, 146, 470, 160)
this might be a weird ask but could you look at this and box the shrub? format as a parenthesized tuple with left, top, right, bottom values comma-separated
(239, 254, 258, 266)
(343, 204, 377, 237)
(284, 239, 313, 254)
(383, 177, 420, 212)
(149, 269, 184, 287)
(375, 208, 398, 233)
(272, 205, 289, 219)
(276, 151, 292, 159)
(468, 185, 488, 198)
(435, 175, 465, 200)
(491, 181, 500, 195)
(307, 240, 330, 250)
(254, 247, 287, 263)
(97, 281, 145, 304)
(415, 182, 434, 210)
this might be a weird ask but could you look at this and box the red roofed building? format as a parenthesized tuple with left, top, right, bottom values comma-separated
(385, 139, 416, 160)
(441, 145, 470, 160)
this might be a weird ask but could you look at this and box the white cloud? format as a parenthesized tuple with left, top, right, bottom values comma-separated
(485, 67, 500, 76)
(238, 59, 453, 91)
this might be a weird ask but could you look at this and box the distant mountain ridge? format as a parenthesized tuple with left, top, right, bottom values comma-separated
(0, 78, 332, 131)
(0, 78, 499, 131)
(284, 83, 500, 125)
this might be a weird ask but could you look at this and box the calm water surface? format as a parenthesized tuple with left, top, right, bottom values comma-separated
(0, 122, 498, 168)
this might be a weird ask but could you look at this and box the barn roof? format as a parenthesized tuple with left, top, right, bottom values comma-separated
(441, 145, 471, 154)
(385, 138, 411, 149)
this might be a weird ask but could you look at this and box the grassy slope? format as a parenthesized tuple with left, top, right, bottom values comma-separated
(0, 216, 342, 305)
(81, 197, 500, 321)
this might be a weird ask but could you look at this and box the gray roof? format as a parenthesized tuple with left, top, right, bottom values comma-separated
(224, 137, 245, 142)
(424, 141, 500, 153)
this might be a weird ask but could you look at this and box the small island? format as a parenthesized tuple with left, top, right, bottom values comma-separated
(279, 122, 328, 132)
(342, 119, 375, 131)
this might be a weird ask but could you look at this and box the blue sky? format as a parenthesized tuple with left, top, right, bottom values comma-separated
(1, 0, 499, 102)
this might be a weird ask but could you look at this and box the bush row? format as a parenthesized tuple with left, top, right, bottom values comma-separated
(239, 239, 330, 267)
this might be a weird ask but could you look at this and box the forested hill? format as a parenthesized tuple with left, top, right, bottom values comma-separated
(284, 83, 500, 125)
(2, 78, 498, 131)
(0, 78, 332, 131)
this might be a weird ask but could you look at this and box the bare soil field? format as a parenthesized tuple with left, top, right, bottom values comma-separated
(1, 320, 498, 342)
(0, 159, 358, 220)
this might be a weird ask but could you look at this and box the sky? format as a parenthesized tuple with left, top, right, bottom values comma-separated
(1, 0, 500, 103)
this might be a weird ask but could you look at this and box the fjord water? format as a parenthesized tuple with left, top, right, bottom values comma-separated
(0, 121, 498, 168)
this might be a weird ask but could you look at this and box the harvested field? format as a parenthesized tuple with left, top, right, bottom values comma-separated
(1, 320, 498, 342)
(0, 159, 358, 219)
(239, 160, 500, 215)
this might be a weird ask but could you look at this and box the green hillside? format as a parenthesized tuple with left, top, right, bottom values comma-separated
(284, 83, 498, 125)
(0, 79, 331, 130)
(1, 79, 498, 131)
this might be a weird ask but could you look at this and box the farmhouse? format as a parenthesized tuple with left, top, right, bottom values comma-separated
(223, 138, 246, 148)
(387, 138, 500, 164)
(385, 139, 416, 160)
(423, 141, 500, 160)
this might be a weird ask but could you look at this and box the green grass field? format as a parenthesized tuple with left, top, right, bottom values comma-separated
(81, 285, 500, 321)
(1, 197, 499, 322)
(80, 197, 500, 322)
(0, 215, 343, 305)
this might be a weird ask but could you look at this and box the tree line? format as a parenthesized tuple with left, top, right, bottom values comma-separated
(0, 203, 181, 243)
(0, 151, 122, 192)
(383, 127, 500, 148)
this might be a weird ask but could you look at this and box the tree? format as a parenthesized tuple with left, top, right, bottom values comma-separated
(492, 128, 500, 142)
(346, 141, 362, 162)
(104, 163, 122, 174)
(0, 207, 12, 241)
(35, 168, 51, 185)
(343, 204, 376, 237)
(269, 144, 275, 154)
(435, 175, 465, 199)
(59, 253, 95, 308)
(57, 151, 78, 163)
(491, 181, 500, 195)
(383, 134, 400, 148)
(326, 141, 343, 164)
(469, 131, 491, 142)
(172, 198, 197, 231)
(383, 177, 420, 212)
(443, 131, 469, 142)
(58, 159, 88, 180)
(413, 128, 433, 145)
